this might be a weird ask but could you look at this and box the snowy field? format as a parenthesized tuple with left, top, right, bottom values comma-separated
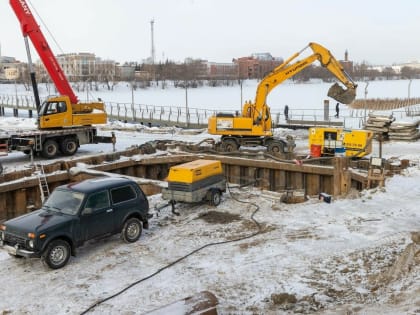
(0, 81, 419, 314)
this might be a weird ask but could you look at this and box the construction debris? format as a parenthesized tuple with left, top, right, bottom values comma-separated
(388, 120, 420, 141)
(364, 114, 419, 141)
(364, 113, 395, 135)
(364, 113, 420, 141)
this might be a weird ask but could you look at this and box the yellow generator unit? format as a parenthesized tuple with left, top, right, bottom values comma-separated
(308, 127, 373, 158)
(162, 159, 226, 211)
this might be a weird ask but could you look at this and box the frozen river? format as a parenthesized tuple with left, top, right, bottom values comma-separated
(1, 79, 419, 129)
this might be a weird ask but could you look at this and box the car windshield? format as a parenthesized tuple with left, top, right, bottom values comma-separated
(44, 189, 85, 215)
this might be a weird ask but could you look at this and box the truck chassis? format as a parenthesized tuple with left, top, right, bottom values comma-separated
(0, 126, 115, 174)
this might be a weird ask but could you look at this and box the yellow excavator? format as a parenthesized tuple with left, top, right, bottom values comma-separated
(208, 42, 357, 153)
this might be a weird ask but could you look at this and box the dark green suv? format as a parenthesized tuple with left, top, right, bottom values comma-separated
(0, 176, 150, 269)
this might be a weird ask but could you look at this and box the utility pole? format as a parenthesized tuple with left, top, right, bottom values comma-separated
(150, 19, 156, 83)
(364, 82, 369, 124)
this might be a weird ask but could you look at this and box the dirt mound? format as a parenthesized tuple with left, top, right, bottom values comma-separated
(370, 236, 419, 287)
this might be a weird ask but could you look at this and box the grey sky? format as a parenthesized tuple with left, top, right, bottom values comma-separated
(0, 0, 419, 65)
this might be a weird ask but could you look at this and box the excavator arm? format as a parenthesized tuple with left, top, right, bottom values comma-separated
(244, 42, 357, 123)
(307, 42, 357, 104)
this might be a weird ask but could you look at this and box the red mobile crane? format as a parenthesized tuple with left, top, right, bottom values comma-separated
(9, 0, 107, 129)
(0, 1, 114, 168)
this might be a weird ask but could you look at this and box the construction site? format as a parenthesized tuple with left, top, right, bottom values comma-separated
(0, 0, 419, 314)
(0, 121, 419, 314)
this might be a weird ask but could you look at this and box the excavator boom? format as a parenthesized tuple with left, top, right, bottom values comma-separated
(255, 42, 357, 108)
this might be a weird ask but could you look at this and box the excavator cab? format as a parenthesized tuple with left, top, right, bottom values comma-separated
(327, 83, 357, 105)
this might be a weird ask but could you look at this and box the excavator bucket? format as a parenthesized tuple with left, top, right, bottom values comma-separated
(327, 83, 356, 105)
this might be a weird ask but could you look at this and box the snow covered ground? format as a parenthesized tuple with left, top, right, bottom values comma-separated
(0, 81, 419, 314)
(0, 153, 419, 314)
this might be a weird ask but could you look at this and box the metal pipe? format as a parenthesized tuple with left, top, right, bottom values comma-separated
(24, 36, 41, 111)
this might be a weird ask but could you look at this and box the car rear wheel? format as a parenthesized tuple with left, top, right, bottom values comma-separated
(121, 218, 142, 243)
(42, 239, 71, 269)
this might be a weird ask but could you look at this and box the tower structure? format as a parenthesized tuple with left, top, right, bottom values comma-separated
(150, 19, 155, 64)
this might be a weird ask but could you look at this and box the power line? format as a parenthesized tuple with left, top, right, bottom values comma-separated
(27, 0, 65, 54)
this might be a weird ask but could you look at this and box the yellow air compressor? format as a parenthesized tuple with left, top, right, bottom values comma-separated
(162, 159, 226, 214)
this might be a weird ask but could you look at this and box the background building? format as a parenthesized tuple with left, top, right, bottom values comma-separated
(0, 56, 27, 82)
(36, 53, 116, 82)
(234, 53, 283, 79)
(340, 50, 354, 74)
(206, 62, 238, 80)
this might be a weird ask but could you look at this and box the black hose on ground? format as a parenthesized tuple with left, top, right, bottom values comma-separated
(80, 180, 262, 315)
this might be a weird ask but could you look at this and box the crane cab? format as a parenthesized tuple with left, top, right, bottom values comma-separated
(38, 96, 107, 129)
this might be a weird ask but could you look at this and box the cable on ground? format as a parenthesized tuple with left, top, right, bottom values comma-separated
(80, 179, 262, 314)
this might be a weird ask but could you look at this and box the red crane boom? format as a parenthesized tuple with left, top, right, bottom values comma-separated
(10, 0, 79, 104)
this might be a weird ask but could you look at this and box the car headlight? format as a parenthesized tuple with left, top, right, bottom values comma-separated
(28, 240, 34, 248)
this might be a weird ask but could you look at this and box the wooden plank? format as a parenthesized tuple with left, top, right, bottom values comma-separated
(135, 166, 147, 179)
(273, 169, 286, 192)
(306, 174, 321, 196)
(320, 176, 333, 195)
(14, 189, 27, 216)
(246, 167, 257, 186)
(231, 164, 241, 187)
(291, 172, 304, 190)
(202, 154, 334, 176)
(259, 168, 271, 190)
(0, 192, 7, 221)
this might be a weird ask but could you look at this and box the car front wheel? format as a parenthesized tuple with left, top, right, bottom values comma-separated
(42, 239, 71, 269)
(121, 218, 142, 243)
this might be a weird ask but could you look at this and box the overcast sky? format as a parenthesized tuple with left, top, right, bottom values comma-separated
(0, 0, 419, 65)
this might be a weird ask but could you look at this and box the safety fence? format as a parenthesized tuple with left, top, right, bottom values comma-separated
(0, 93, 414, 129)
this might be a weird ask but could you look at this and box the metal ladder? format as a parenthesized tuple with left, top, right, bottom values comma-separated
(37, 164, 50, 203)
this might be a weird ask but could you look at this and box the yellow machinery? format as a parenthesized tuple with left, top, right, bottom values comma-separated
(10, 0, 107, 129)
(308, 127, 373, 158)
(37, 96, 107, 129)
(208, 42, 357, 153)
(162, 159, 226, 213)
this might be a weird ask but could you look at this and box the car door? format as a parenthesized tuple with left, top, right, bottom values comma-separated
(110, 184, 139, 224)
(80, 190, 114, 240)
